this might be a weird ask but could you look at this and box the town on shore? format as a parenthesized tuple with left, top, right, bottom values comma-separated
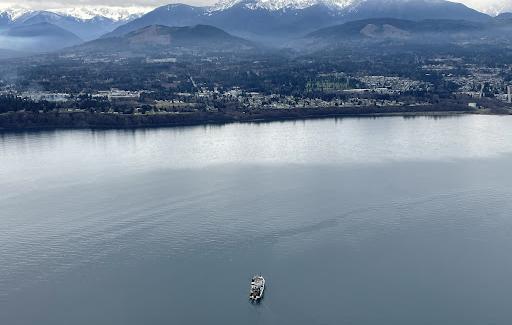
(2, 27, 512, 130)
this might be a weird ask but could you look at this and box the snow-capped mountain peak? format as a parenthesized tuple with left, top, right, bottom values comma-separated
(51, 6, 151, 22)
(0, 6, 151, 23)
(212, 0, 359, 11)
(463, 0, 512, 16)
(0, 7, 34, 20)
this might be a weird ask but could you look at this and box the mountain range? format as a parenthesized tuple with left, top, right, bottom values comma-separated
(0, 9, 143, 40)
(0, 7, 146, 55)
(104, 0, 491, 42)
(0, 0, 511, 56)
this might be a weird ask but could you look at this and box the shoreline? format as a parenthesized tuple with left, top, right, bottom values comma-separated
(0, 107, 508, 132)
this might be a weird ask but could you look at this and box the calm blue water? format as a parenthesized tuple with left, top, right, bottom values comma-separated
(1, 115, 512, 324)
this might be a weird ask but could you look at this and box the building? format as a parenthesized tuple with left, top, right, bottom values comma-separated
(95, 89, 141, 102)
(22, 91, 70, 103)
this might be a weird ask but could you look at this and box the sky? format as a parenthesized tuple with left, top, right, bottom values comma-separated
(0, 0, 511, 15)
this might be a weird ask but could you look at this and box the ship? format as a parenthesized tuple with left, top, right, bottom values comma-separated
(249, 275, 265, 302)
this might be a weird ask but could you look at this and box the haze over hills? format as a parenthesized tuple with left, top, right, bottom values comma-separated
(104, 0, 491, 41)
(283, 16, 512, 52)
(0, 7, 148, 40)
(306, 18, 480, 41)
(9, 11, 126, 41)
(0, 7, 145, 54)
(72, 24, 255, 55)
(1, 22, 82, 53)
(0, 48, 26, 59)
(0, 0, 510, 56)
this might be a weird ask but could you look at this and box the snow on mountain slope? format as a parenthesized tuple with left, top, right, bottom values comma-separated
(0, 8, 33, 21)
(460, 0, 512, 16)
(212, 0, 512, 15)
(52, 7, 151, 21)
(212, 0, 359, 11)
(0, 6, 150, 23)
(2, 1, 507, 22)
